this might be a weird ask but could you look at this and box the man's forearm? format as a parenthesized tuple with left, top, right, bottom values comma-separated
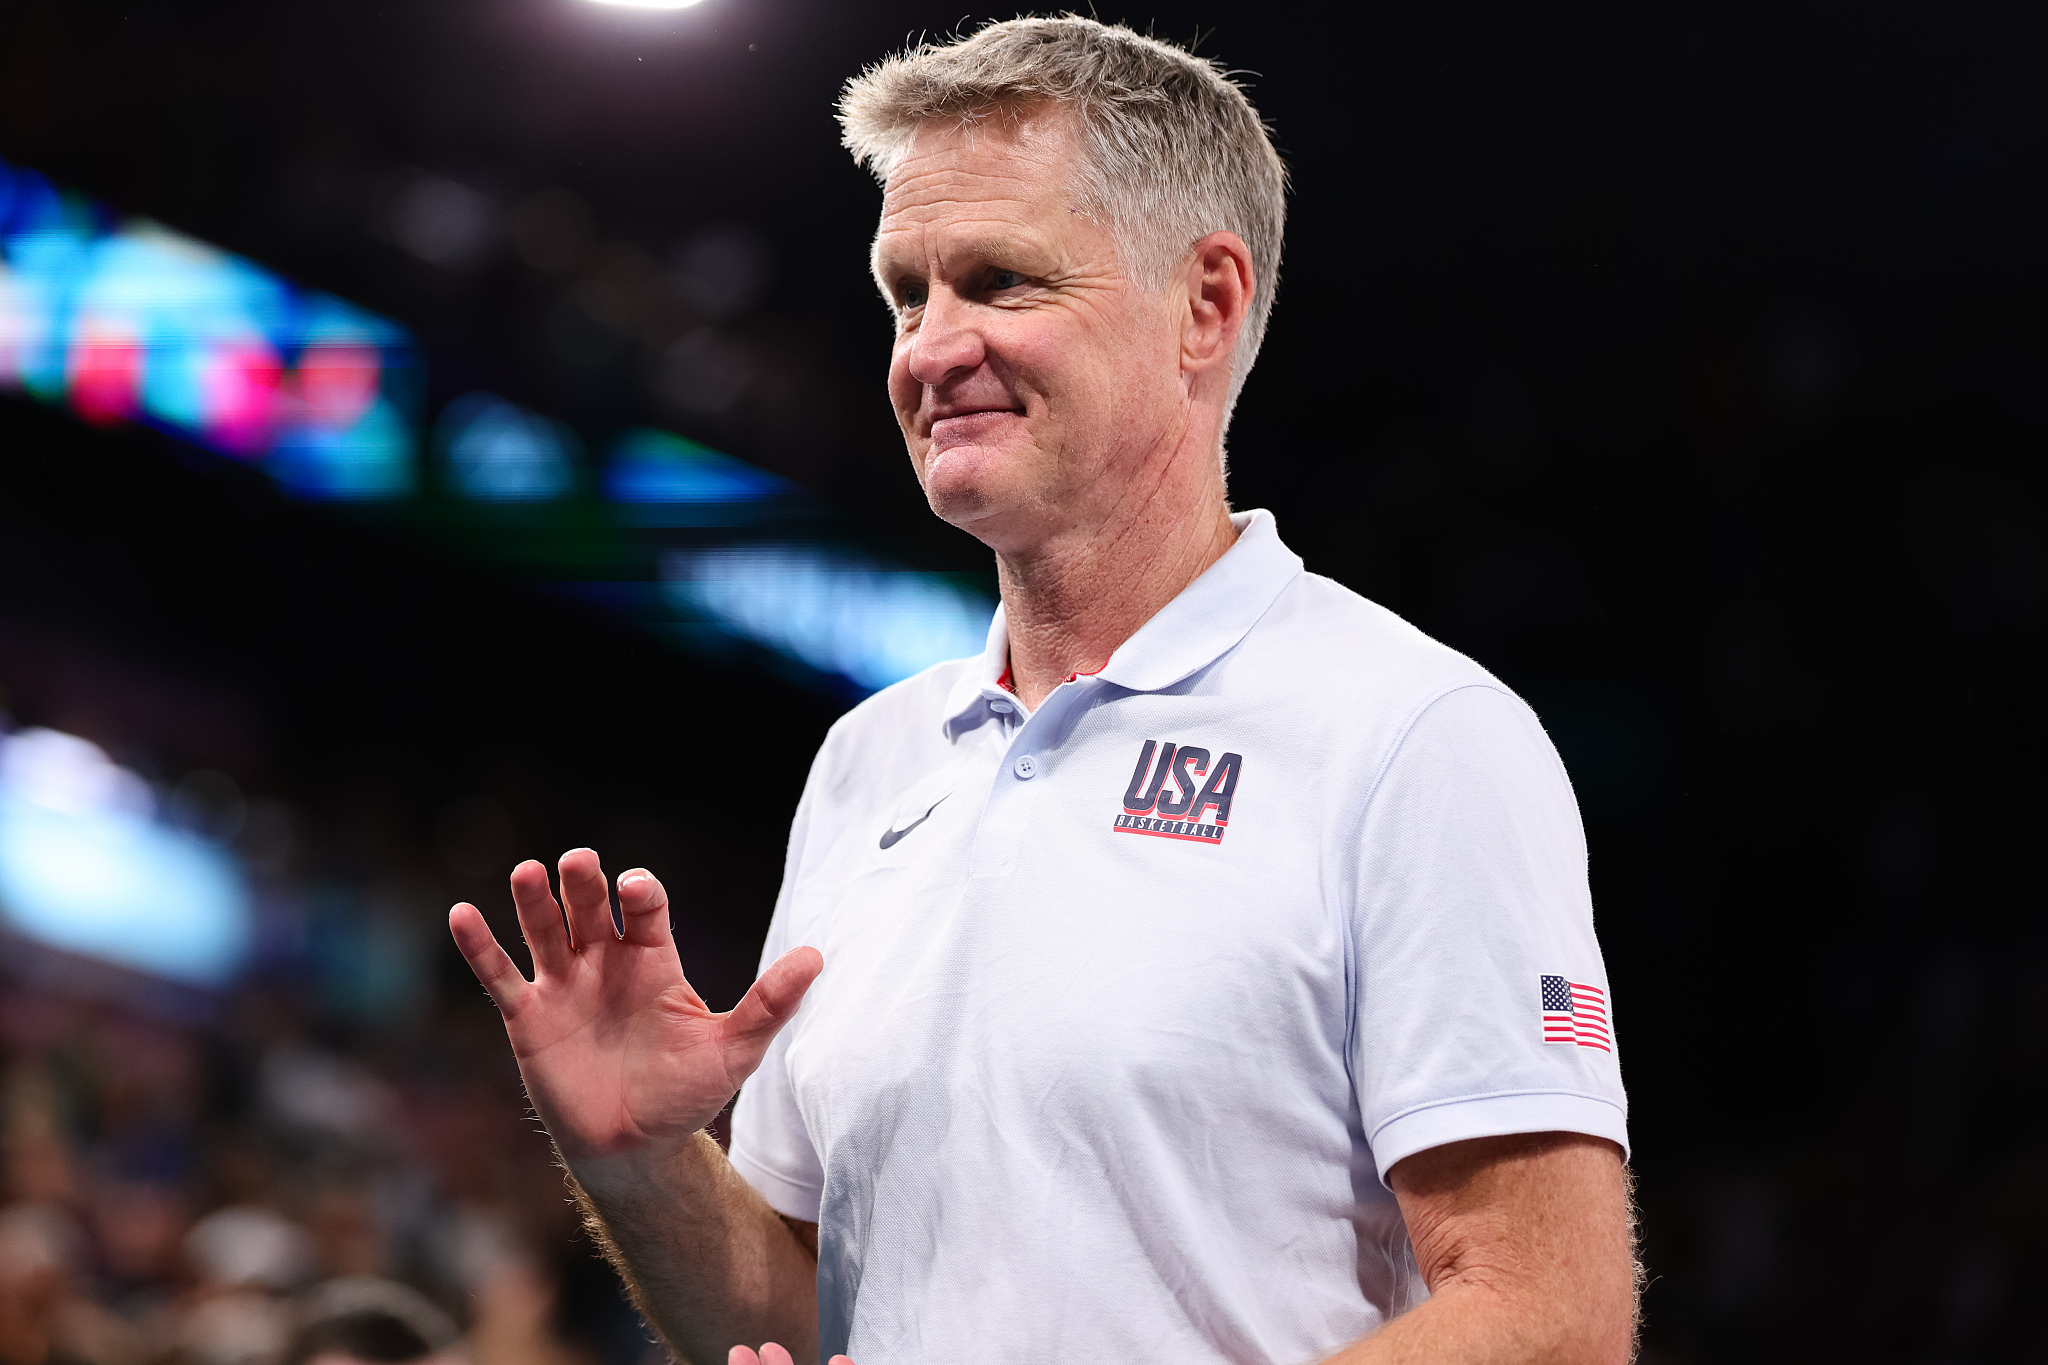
(1318, 1274, 1629, 1365)
(566, 1130, 819, 1365)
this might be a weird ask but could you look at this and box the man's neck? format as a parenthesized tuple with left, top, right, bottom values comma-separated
(994, 464, 1238, 710)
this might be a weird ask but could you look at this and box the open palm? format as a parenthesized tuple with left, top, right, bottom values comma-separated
(449, 848, 822, 1162)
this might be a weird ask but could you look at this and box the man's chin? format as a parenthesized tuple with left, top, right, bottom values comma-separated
(920, 442, 1024, 513)
(921, 459, 1033, 544)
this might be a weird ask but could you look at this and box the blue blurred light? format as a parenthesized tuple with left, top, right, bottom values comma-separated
(0, 729, 252, 988)
(0, 155, 419, 499)
(662, 545, 993, 693)
(267, 395, 416, 500)
(2, 224, 96, 398)
(605, 428, 795, 520)
(436, 392, 578, 501)
(0, 155, 1000, 707)
(0, 165, 77, 238)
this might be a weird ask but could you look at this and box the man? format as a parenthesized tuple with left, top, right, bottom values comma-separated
(449, 18, 1637, 1365)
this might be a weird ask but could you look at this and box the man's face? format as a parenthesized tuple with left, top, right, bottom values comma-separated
(874, 112, 1186, 551)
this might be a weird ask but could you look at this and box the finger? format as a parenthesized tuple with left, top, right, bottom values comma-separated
(447, 903, 530, 1015)
(558, 847, 618, 952)
(760, 1346, 796, 1365)
(829, 1357, 859, 1365)
(509, 859, 573, 976)
(719, 946, 824, 1081)
(616, 868, 673, 948)
(728, 1349, 761, 1365)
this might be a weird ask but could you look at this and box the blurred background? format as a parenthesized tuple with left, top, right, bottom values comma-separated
(0, 2, 2041, 1362)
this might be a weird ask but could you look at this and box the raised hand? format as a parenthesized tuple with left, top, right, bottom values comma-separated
(448, 848, 823, 1163)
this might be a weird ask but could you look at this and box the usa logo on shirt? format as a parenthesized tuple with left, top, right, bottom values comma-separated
(1113, 739, 1242, 845)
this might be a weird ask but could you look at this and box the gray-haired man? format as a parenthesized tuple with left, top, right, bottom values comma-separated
(451, 19, 1638, 1365)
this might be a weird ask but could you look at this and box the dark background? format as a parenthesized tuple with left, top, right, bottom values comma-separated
(2, 3, 2044, 1362)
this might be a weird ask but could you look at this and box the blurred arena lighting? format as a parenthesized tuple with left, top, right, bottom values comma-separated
(585, 0, 708, 8)
(662, 545, 993, 693)
(436, 392, 579, 501)
(0, 153, 998, 705)
(0, 156, 419, 499)
(379, 168, 496, 271)
(0, 727, 252, 988)
(604, 427, 797, 523)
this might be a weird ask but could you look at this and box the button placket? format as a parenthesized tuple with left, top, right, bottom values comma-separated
(966, 676, 1100, 879)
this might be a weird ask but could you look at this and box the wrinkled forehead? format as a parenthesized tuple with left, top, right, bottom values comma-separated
(872, 110, 1095, 269)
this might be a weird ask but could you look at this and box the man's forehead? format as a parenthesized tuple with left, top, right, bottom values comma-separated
(879, 167, 1046, 227)
(873, 115, 1086, 268)
(882, 115, 1080, 209)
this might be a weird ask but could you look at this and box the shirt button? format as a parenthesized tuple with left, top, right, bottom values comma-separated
(1012, 754, 1038, 780)
(988, 698, 1014, 715)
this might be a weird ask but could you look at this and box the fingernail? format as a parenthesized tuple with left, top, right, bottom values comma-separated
(620, 870, 648, 890)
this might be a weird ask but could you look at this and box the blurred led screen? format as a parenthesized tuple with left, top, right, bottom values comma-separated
(0, 155, 994, 703)
(0, 156, 419, 499)
(0, 728, 253, 988)
(436, 392, 579, 501)
(663, 545, 994, 694)
(605, 428, 798, 524)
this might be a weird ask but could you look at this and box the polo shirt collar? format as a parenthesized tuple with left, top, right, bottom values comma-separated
(941, 509, 1302, 735)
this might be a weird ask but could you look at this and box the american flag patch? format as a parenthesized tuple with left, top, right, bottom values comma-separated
(1540, 975, 1610, 1052)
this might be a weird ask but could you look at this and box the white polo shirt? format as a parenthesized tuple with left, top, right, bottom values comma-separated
(730, 510, 1627, 1365)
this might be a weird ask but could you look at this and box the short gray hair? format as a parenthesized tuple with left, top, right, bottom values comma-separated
(839, 16, 1288, 423)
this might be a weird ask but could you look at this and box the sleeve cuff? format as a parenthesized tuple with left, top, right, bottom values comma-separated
(727, 1145, 824, 1223)
(1368, 1090, 1630, 1189)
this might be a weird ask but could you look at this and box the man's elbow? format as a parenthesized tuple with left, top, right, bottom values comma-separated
(1468, 1241, 1639, 1365)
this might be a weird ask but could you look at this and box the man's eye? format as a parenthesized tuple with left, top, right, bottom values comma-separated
(899, 282, 927, 308)
(990, 270, 1026, 290)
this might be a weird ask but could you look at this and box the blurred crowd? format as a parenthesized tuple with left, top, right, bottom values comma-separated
(0, 974, 651, 1365)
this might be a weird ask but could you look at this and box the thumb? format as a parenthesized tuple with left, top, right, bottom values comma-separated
(718, 946, 824, 1082)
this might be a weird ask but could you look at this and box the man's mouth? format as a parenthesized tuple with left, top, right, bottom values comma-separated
(929, 408, 1023, 446)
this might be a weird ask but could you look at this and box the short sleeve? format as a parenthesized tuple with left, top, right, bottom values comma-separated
(1350, 683, 1628, 1187)
(728, 752, 830, 1222)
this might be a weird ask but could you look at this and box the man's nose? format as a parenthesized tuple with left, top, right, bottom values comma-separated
(905, 290, 986, 387)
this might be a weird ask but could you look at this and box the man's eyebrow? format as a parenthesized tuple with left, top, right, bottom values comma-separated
(951, 236, 1038, 266)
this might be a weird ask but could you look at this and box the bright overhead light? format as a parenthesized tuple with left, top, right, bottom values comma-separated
(586, 0, 706, 8)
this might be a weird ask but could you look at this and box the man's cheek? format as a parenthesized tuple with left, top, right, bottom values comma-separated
(887, 347, 917, 403)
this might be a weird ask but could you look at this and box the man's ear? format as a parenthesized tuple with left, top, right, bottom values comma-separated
(1180, 231, 1255, 379)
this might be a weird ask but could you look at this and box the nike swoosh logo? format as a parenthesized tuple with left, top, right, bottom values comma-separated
(879, 796, 947, 850)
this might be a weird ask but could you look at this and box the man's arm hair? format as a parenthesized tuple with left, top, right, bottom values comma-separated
(449, 854, 828, 1365)
(1324, 1132, 1641, 1365)
(562, 1132, 822, 1365)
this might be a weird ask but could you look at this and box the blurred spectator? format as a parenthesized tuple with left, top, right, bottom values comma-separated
(281, 1278, 455, 1365)
(0, 958, 632, 1365)
(176, 1205, 312, 1365)
(0, 1202, 145, 1365)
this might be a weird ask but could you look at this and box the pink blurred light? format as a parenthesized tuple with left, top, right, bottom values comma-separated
(200, 339, 283, 457)
(68, 331, 143, 427)
(296, 342, 381, 432)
